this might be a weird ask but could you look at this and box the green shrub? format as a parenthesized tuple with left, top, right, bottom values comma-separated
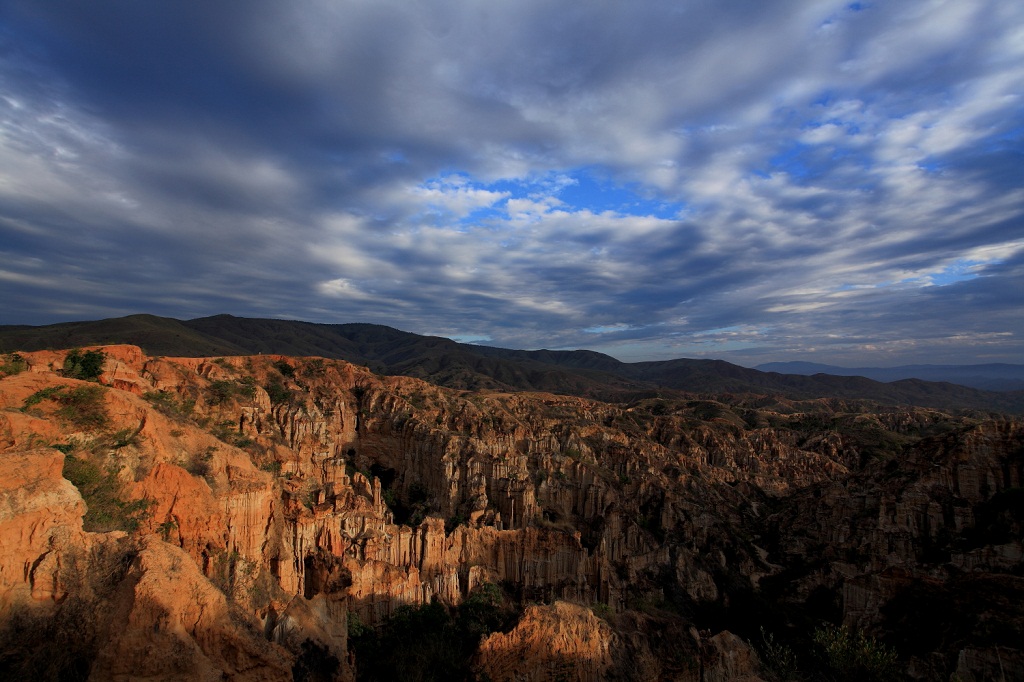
(142, 390, 195, 421)
(185, 448, 214, 478)
(445, 513, 466, 534)
(458, 582, 517, 642)
(247, 566, 278, 610)
(157, 518, 178, 541)
(0, 353, 28, 378)
(348, 611, 369, 638)
(239, 375, 257, 395)
(206, 380, 239, 406)
(207, 548, 242, 595)
(812, 624, 899, 681)
(758, 627, 800, 681)
(108, 427, 142, 449)
(22, 385, 68, 410)
(206, 378, 257, 406)
(211, 419, 246, 448)
(274, 360, 296, 378)
(62, 349, 106, 381)
(62, 455, 151, 532)
(302, 359, 326, 378)
(264, 377, 293, 405)
(55, 385, 110, 430)
(591, 602, 614, 621)
(23, 384, 109, 430)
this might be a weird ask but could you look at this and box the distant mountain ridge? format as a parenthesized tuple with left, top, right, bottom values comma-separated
(2, 313, 1023, 414)
(756, 361, 1024, 392)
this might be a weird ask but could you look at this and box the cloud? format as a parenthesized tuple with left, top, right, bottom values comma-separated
(0, 0, 1022, 366)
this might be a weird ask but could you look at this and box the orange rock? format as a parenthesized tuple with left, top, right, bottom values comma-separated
(0, 447, 87, 608)
(2, 344, 1016, 680)
(474, 601, 616, 682)
(91, 536, 292, 681)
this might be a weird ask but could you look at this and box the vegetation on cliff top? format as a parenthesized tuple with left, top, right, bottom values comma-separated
(0, 352, 28, 378)
(61, 349, 106, 381)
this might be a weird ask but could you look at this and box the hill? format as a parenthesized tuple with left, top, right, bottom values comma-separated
(756, 361, 1024, 391)
(3, 314, 1023, 413)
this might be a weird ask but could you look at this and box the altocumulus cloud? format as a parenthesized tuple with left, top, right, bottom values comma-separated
(0, 0, 1022, 365)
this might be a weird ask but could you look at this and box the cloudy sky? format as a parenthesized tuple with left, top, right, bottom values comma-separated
(1, 1, 1023, 366)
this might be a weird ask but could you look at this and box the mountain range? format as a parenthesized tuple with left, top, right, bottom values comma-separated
(756, 361, 1024, 392)
(2, 313, 1023, 414)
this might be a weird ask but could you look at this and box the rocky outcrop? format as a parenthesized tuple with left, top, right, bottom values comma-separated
(700, 631, 764, 682)
(768, 420, 1024, 679)
(91, 537, 292, 682)
(0, 447, 87, 608)
(0, 345, 1018, 680)
(474, 602, 764, 682)
(474, 601, 616, 681)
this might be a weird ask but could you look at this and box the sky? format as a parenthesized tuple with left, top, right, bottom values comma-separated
(1, 1, 1023, 366)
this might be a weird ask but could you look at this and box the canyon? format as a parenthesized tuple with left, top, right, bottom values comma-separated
(0, 345, 1021, 680)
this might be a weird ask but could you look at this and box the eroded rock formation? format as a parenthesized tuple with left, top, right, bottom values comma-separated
(0, 345, 1019, 680)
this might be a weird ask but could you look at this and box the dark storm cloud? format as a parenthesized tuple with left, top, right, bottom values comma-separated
(1, 0, 1022, 365)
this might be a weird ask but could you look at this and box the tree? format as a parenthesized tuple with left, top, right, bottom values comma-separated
(63, 349, 106, 381)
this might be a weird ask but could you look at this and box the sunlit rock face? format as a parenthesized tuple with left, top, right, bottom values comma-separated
(0, 345, 1019, 680)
